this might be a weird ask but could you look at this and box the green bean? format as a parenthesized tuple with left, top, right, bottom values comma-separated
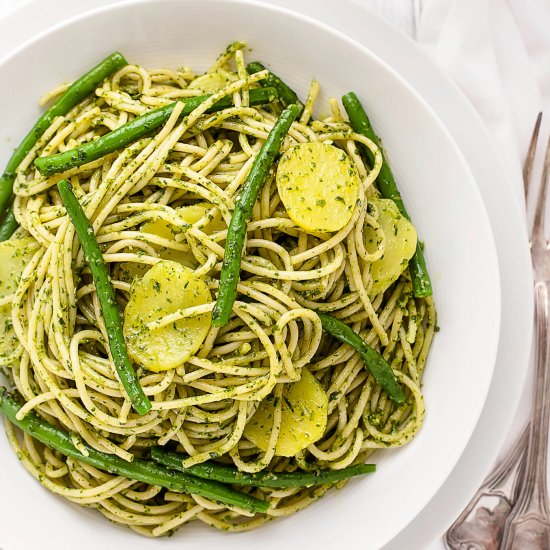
(0, 207, 18, 242)
(151, 448, 375, 488)
(0, 389, 268, 514)
(317, 312, 404, 404)
(247, 62, 303, 110)
(212, 103, 301, 326)
(35, 87, 278, 176)
(57, 180, 150, 415)
(0, 52, 127, 219)
(342, 91, 433, 298)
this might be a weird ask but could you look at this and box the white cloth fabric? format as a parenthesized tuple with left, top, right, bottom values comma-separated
(0, 0, 18, 16)
(418, 0, 550, 205)
(416, 2, 548, 547)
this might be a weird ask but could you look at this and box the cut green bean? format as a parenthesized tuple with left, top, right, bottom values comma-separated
(0, 207, 18, 242)
(35, 87, 277, 176)
(151, 448, 375, 488)
(317, 312, 404, 404)
(57, 180, 150, 415)
(0, 52, 127, 220)
(0, 389, 268, 513)
(247, 61, 303, 110)
(212, 103, 301, 326)
(342, 91, 433, 298)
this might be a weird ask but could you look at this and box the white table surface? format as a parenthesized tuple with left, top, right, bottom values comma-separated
(0, 1, 536, 549)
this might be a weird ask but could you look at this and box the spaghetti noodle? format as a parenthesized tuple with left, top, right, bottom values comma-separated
(0, 43, 436, 537)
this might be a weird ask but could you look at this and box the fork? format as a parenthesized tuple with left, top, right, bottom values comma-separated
(445, 427, 528, 549)
(445, 113, 549, 549)
(499, 126, 550, 548)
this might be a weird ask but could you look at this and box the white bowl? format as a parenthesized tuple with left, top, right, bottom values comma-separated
(0, 1, 500, 549)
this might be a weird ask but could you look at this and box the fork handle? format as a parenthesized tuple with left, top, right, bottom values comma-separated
(444, 426, 528, 549)
(500, 281, 550, 548)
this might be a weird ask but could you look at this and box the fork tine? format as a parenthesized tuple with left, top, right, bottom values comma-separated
(532, 135, 550, 245)
(524, 112, 543, 201)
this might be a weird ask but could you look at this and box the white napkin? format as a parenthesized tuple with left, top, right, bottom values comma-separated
(0, 0, 17, 16)
(417, 0, 550, 205)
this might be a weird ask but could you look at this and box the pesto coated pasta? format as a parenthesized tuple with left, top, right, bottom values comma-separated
(0, 43, 435, 537)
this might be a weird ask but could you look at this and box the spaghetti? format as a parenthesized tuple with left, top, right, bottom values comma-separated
(0, 43, 436, 537)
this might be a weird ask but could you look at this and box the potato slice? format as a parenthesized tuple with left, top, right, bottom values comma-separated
(244, 368, 328, 457)
(0, 304, 18, 363)
(118, 262, 151, 284)
(140, 216, 193, 269)
(176, 203, 226, 234)
(136, 204, 225, 274)
(0, 238, 38, 363)
(276, 142, 360, 233)
(187, 73, 228, 93)
(0, 237, 38, 300)
(123, 260, 212, 371)
(366, 198, 417, 296)
(140, 217, 181, 242)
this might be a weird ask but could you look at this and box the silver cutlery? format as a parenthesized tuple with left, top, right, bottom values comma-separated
(445, 427, 528, 549)
(446, 113, 550, 550)
(499, 120, 550, 549)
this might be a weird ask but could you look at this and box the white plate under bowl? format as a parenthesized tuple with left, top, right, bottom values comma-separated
(0, 1, 500, 549)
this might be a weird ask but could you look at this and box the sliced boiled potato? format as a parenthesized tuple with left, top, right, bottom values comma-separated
(0, 304, 18, 363)
(177, 203, 226, 234)
(140, 217, 180, 241)
(138, 204, 225, 273)
(276, 142, 360, 233)
(118, 262, 151, 284)
(123, 260, 212, 371)
(139, 210, 195, 273)
(187, 72, 228, 93)
(244, 368, 328, 457)
(366, 198, 417, 296)
(0, 238, 37, 363)
(140, 203, 223, 240)
(0, 237, 38, 300)
(140, 217, 194, 268)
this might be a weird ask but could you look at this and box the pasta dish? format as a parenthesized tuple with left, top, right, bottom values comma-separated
(0, 43, 436, 537)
